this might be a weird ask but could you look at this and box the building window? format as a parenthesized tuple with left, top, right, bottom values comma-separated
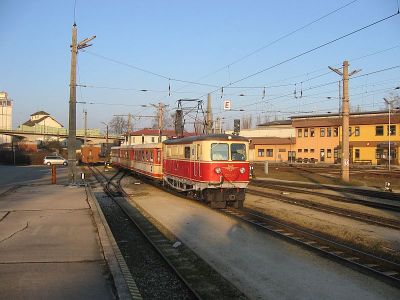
(327, 127, 332, 137)
(376, 149, 383, 159)
(304, 149, 309, 153)
(304, 129, 309, 137)
(298, 149, 302, 153)
(355, 126, 360, 136)
(355, 149, 360, 159)
(388, 125, 396, 136)
(310, 128, 315, 137)
(310, 149, 315, 153)
(266, 149, 273, 157)
(327, 149, 332, 158)
(258, 149, 265, 157)
(279, 149, 286, 152)
(297, 129, 302, 137)
(349, 127, 352, 136)
(320, 128, 325, 137)
(375, 126, 384, 136)
(151, 137, 155, 142)
(333, 127, 338, 137)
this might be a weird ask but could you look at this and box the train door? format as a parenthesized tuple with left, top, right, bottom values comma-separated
(193, 143, 201, 179)
(187, 145, 193, 180)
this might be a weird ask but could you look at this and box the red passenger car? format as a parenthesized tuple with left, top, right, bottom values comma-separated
(163, 134, 250, 208)
(111, 143, 163, 180)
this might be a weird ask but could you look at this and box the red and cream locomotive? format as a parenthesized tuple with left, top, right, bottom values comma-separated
(111, 134, 250, 208)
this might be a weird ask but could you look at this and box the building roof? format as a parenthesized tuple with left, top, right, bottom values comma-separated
(22, 115, 63, 127)
(257, 119, 292, 127)
(291, 110, 392, 119)
(30, 111, 50, 116)
(248, 137, 296, 149)
(291, 110, 400, 127)
(126, 128, 195, 137)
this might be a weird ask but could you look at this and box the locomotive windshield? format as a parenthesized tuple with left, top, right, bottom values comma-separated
(231, 143, 246, 161)
(211, 143, 229, 161)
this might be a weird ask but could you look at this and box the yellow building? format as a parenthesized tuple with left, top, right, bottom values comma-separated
(250, 137, 296, 162)
(291, 110, 400, 165)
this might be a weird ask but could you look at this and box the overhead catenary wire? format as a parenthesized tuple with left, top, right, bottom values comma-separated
(171, 0, 359, 93)
(228, 65, 400, 111)
(199, 10, 400, 100)
(81, 50, 220, 88)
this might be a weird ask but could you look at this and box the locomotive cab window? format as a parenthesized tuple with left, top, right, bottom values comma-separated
(211, 143, 229, 161)
(231, 143, 246, 161)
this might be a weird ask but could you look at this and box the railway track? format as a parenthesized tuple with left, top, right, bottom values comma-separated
(250, 181, 400, 212)
(251, 179, 400, 201)
(220, 207, 400, 287)
(87, 166, 246, 300)
(247, 188, 400, 230)
(90, 166, 400, 289)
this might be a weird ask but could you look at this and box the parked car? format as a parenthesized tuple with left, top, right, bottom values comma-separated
(43, 155, 68, 166)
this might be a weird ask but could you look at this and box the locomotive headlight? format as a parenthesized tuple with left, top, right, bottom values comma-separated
(214, 167, 221, 174)
(239, 167, 246, 174)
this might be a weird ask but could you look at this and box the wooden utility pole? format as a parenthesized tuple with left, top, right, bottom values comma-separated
(206, 93, 213, 134)
(67, 24, 95, 184)
(83, 109, 87, 145)
(329, 60, 360, 182)
(127, 113, 132, 132)
(153, 102, 166, 142)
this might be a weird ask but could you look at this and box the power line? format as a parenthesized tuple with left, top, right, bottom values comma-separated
(81, 50, 220, 88)
(200, 10, 400, 99)
(229, 65, 400, 111)
(351, 65, 400, 79)
(172, 0, 359, 93)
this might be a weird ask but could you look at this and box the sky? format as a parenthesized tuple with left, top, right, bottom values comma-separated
(1, 0, 399, 133)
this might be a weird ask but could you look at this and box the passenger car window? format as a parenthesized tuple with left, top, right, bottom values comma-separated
(231, 143, 246, 161)
(211, 143, 228, 161)
(184, 146, 190, 159)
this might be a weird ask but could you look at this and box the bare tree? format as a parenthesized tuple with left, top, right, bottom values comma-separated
(194, 118, 204, 134)
(109, 116, 128, 134)
(241, 115, 253, 129)
(164, 111, 175, 129)
(384, 92, 400, 108)
(256, 114, 262, 126)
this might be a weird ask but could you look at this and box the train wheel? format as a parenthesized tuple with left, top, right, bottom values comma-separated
(233, 200, 243, 209)
(210, 201, 226, 209)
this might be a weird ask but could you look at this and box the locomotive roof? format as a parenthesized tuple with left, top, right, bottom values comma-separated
(163, 134, 249, 145)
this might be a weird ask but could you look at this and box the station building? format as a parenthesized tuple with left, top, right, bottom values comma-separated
(291, 110, 400, 165)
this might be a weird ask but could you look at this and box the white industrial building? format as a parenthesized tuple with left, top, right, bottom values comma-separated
(226, 120, 295, 138)
(0, 91, 12, 144)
